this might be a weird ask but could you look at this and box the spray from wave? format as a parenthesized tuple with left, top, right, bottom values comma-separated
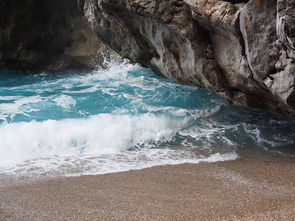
(0, 60, 294, 177)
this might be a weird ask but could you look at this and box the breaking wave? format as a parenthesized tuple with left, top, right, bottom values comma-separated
(0, 60, 294, 177)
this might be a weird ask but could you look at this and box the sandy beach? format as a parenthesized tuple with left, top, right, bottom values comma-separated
(0, 157, 295, 221)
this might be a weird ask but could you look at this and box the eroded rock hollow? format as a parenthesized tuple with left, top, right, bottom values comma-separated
(0, 0, 294, 117)
(83, 0, 295, 117)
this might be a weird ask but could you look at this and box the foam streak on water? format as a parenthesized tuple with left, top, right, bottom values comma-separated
(0, 60, 294, 177)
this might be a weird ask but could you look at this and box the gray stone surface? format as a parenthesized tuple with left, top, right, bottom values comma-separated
(84, 0, 295, 117)
(240, 0, 279, 81)
(0, 0, 295, 117)
(84, 0, 225, 93)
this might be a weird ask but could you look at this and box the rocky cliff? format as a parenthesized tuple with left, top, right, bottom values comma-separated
(0, 0, 294, 117)
(83, 0, 295, 117)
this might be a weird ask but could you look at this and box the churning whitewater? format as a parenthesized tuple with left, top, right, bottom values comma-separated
(0, 61, 294, 177)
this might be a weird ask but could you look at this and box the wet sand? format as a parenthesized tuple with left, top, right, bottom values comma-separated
(0, 157, 295, 221)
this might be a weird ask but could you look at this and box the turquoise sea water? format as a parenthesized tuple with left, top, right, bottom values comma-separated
(0, 61, 294, 177)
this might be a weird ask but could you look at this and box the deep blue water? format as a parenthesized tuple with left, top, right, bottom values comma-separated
(0, 61, 294, 177)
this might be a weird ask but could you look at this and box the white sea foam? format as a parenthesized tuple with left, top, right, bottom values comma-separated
(53, 95, 76, 109)
(0, 60, 242, 178)
(0, 114, 184, 167)
(0, 113, 239, 177)
(0, 96, 44, 121)
(0, 96, 24, 101)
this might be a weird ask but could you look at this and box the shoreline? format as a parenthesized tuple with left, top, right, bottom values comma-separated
(1, 157, 295, 220)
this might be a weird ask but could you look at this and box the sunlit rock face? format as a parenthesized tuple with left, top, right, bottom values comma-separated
(0, 0, 117, 73)
(84, 0, 295, 117)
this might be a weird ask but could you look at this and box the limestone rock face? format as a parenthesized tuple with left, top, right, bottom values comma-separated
(271, 0, 295, 111)
(0, 0, 295, 117)
(0, 0, 117, 73)
(184, 0, 268, 107)
(84, 0, 295, 117)
(238, 0, 295, 116)
(84, 0, 225, 93)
